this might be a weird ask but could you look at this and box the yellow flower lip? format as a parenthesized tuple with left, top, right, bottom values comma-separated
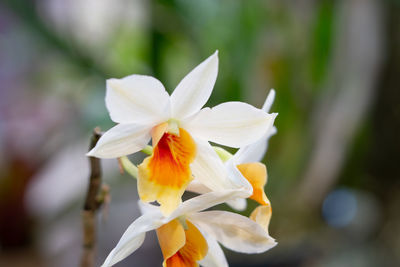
(237, 162, 270, 206)
(157, 219, 208, 267)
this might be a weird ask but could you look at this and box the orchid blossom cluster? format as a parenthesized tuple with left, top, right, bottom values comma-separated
(87, 51, 278, 267)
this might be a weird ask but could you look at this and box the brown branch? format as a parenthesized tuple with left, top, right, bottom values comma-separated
(81, 127, 103, 267)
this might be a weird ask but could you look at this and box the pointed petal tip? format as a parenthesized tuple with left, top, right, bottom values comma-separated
(207, 50, 218, 62)
(209, 50, 219, 62)
(86, 146, 105, 158)
(86, 149, 95, 157)
(262, 89, 276, 112)
(269, 88, 276, 97)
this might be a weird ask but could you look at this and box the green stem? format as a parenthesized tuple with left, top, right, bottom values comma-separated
(120, 156, 138, 179)
(141, 145, 153, 155)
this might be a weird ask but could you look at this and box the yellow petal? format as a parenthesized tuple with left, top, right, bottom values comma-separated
(250, 205, 272, 234)
(157, 220, 208, 267)
(237, 162, 270, 206)
(156, 219, 186, 262)
(138, 128, 196, 215)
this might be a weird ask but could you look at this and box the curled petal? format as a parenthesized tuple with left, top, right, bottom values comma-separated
(171, 51, 219, 120)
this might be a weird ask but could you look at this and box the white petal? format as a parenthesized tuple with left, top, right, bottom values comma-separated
(262, 89, 276, 113)
(233, 126, 277, 164)
(186, 180, 212, 194)
(190, 138, 236, 192)
(198, 233, 228, 267)
(189, 211, 277, 254)
(106, 74, 170, 124)
(87, 123, 152, 158)
(225, 158, 253, 193)
(226, 198, 247, 211)
(170, 51, 219, 119)
(230, 89, 277, 163)
(170, 189, 248, 219)
(186, 181, 247, 211)
(101, 212, 165, 267)
(138, 200, 160, 215)
(184, 102, 277, 148)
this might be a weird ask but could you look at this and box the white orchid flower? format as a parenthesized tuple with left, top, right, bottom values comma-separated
(87, 51, 277, 215)
(188, 89, 277, 212)
(101, 189, 276, 267)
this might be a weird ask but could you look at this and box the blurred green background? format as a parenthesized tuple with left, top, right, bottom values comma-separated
(1, 0, 399, 266)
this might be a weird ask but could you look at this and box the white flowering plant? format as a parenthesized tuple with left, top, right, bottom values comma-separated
(87, 51, 278, 267)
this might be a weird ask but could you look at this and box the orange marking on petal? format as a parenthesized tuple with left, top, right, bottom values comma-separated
(157, 220, 208, 267)
(237, 162, 270, 206)
(138, 128, 196, 215)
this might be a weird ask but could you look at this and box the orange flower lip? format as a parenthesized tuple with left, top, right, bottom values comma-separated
(236, 162, 270, 206)
(157, 219, 208, 267)
(149, 129, 195, 187)
(138, 126, 197, 215)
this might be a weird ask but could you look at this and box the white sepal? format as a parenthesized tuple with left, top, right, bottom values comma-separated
(87, 123, 152, 158)
(106, 74, 170, 124)
(198, 232, 228, 267)
(262, 89, 276, 113)
(169, 189, 248, 219)
(170, 51, 219, 120)
(190, 138, 236, 192)
(101, 212, 165, 267)
(189, 210, 277, 254)
(186, 179, 248, 211)
(233, 126, 277, 164)
(184, 102, 277, 148)
(233, 89, 277, 163)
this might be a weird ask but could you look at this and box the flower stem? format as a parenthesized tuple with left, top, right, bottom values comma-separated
(81, 127, 104, 267)
(119, 156, 138, 179)
(141, 145, 153, 155)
